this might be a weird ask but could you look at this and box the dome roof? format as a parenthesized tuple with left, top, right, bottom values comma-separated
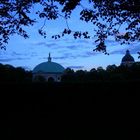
(33, 53, 65, 73)
(122, 50, 135, 62)
(33, 61, 65, 73)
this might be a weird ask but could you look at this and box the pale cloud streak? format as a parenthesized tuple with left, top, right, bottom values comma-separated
(68, 65, 84, 69)
(0, 57, 30, 62)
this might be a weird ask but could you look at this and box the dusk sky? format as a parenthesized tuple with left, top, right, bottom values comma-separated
(0, 2, 140, 71)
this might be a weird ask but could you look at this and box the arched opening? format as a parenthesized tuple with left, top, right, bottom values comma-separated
(48, 77, 55, 82)
(57, 77, 61, 81)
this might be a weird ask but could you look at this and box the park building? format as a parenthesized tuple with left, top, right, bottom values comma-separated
(121, 50, 135, 67)
(32, 53, 65, 82)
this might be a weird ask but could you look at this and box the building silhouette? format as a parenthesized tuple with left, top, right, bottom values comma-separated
(121, 50, 135, 67)
(33, 53, 65, 82)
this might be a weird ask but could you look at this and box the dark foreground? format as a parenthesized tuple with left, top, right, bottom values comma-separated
(1, 82, 140, 140)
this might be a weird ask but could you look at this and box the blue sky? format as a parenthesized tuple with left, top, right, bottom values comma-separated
(0, 2, 139, 71)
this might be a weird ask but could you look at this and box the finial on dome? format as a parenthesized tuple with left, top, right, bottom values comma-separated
(126, 50, 130, 54)
(48, 52, 52, 62)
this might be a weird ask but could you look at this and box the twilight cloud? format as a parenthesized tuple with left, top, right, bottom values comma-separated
(68, 65, 84, 69)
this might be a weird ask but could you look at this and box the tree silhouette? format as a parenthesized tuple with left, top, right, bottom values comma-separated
(0, 63, 32, 83)
(61, 62, 140, 83)
(1, 62, 140, 84)
(0, 0, 140, 53)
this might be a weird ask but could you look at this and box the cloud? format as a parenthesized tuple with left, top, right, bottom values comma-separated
(75, 39, 90, 44)
(41, 53, 78, 60)
(50, 51, 99, 60)
(32, 41, 81, 50)
(63, 53, 78, 59)
(110, 43, 140, 55)
(109, 49, 125, 55)
(128, 45, 140, 54)
(68, 65, 84, 69)
(34, 42, 46, 46)
(105, 39, 117, 44)
(62, 53, 78, 59)
(65, 45, 79, 50)
(71, 51, 100, 58)
(61, 38, 87, 44)
(30, 52, 38, 57)
(32, 42, 57, 48)
(12, 52, 22, 56)
(53, 56, 67, 60)
(0, 57, 30, 62)
(105, 39, 121, 48)
(84, 51, 99, 56)
(16, 57, 30, 60)
(0, 58, 14, 62)
(11, 51, 30, 57)
(42, 56, 67, 60)
(53, 53, 79, 59)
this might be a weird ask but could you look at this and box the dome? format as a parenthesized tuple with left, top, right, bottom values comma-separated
(121, 50, 135, 62)
(33, 53, 65, 73)
(33, 61, 65, 73)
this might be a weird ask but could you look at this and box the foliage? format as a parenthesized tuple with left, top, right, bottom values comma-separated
(0, 63, 32, 83)
(1, 62, 140, 83)
(0, 0, 140, 53)
(62, 63, 140, 83)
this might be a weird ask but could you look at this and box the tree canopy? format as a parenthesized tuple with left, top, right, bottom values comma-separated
(0, 0, 140, 53)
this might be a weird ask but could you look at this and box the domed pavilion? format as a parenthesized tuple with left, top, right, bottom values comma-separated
(33, 53, 65, 82)
(121, 50, 135, 66)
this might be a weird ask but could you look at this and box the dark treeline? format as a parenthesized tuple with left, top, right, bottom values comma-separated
(0, 63, 32, 83)
(62, 63, 140, 83)
(1, 62, 140, 84)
